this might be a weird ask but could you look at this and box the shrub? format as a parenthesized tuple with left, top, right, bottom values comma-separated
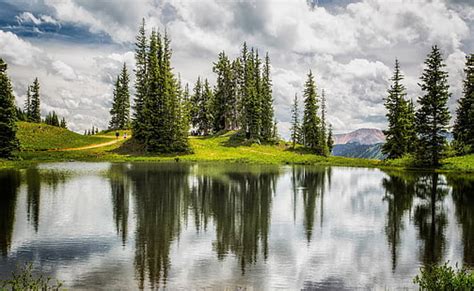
(413, 262, 474, 290)
(0, 263, 62, 290)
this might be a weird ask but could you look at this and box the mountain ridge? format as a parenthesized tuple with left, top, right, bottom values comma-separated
(333, 128, 385, 145)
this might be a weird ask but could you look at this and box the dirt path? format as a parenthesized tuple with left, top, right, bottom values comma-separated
(53, 138, 124, 151)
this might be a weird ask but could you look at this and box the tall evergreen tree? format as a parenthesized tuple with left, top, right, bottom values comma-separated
(0, 58, 19, 157)
(45, 111, 60, 126)
(241, 44, 261, 139)
(260, 52, 274, 141)
(212, 51, 236, 132)
(60, 117, 67, 129)
(382, 60, 415, 159)
(132, 18, 148, 142)
(320, 89, 329, 156)
(453, 54, 474, 154)
(290, 93, 301, 149)
(199, 79, 214, 135)
(29, 78, 41, 123)
(302, 71, 323, 154)
(24, 86, 31, 120)
(141, 29, 189, 152)
(109, 63, 131, 130)
(327, 124, 334, 154)
(415, 46, 451, 166)
(190, 77, 202, 131)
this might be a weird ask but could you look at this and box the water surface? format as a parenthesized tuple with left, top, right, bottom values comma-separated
(0, 162, 472, 289)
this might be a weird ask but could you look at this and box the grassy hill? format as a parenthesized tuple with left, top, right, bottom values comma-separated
(16, 122, 111, 151)
(1, 125, 473, 173)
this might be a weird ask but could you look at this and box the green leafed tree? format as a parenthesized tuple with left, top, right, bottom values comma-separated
(415, 46, 451, 166)
(212, 51, 237, 132)
(319, 89, 329, 156)
(109, 63, 131, 130)
(132, 18, 148, 142)
(198, 79, 214, 136)
(382, 60, 416, 159)
(24, 85, 31, 120)
(60, 117, 67, 129)
(260, 52, 274, 141)
(290, 93, 301, 149)
(140, 29, 189, 152)
(327, 124, 334, 154)
(302, 70, 323, 154)
(29, 78, 41, 123)
(45, 111, 60, 127)
(0, 58, 19, 157)
(453, 53, 474, 155)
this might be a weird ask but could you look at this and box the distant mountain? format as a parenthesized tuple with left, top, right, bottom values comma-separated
(332, 143, 385, 159)
(333, 128, 385, 145)
(332, 128, 386, 159)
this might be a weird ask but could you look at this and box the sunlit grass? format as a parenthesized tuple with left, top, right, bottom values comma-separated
(16, 122, 111, 151)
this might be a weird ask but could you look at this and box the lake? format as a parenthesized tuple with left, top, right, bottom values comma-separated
(0, 162, 472, 289)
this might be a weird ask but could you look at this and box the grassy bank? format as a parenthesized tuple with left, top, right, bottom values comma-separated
(1, 122, 473, 173)
(16, 122, 111, 151)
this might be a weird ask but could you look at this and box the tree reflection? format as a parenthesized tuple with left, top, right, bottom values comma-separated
(25, 168, 41, 232)
(126, 163, 190, 289)
(209, 170, 276, 273)
(448, 175, 474, 267)
(413, 173, 448, 266)
(0, 170, 20, 257)
(108, 164, 131, 245)
(381, 171, 416, 271)
(291, 166, 329, 242)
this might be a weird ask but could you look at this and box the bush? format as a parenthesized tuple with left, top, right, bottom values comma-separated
(0, 263, 62, 290)
(413, 262, 474, 290)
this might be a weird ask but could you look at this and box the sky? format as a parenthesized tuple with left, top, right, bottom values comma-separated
(0, 0, 472, 137)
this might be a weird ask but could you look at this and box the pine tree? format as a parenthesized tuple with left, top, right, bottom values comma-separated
(191, 77, 202, 131)
(290, 93, 301, 149)
(260, 52, 274, 141)
(109, 63, 130, 130)
(29, 78, 41, 123)
(132, 18, 148, 142)
(327, 124, 334, 154)
(212, 51, 236, 132)
(24, 86, 31, 120)
(453, 54, 474, 154)
(174, 81, 191, 152)
(415, 46, 451, 166)
(60, 117, 67, 129)
(0, 58, 19, 157)
(320, 89, 329, 156)
(141, 29, 189, 152)
(382, 60, 415, 159)
(302, 71, 323, 154)
(15, 107, 27, 121)
(198, 79, 214, 135)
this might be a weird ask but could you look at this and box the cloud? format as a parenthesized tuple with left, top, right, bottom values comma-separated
(0, 30, 43, 66)
(51, 60, 77, 81)
(0, 0, 472, 137)
(16, 11, 59, 25)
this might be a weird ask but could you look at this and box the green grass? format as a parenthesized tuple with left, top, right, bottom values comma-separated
(16, 122, 111, 151)
(440, 154, 474, 172)
(1, 126, 473, 173)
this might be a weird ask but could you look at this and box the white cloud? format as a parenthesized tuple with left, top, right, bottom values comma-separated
(2, 0, 473, 136)
(0, 30, 43, 66)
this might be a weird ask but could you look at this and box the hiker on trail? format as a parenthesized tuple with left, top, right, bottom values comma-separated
(115, 131, 119, 139)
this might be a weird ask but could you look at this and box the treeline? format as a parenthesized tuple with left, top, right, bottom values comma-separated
(189, 44, 276, 142)
(289, 72, 334, 156)
(15, 78, 67, 128)
(382, 46, 474, 166)
(108, 20, 278, 153)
